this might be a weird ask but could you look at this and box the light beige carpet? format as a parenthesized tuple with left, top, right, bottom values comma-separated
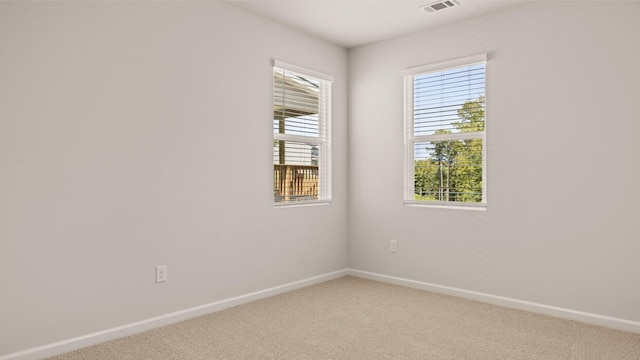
(49, 276, 640, 360)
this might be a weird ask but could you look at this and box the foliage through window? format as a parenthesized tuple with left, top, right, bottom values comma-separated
(404, 55, 486, 207)
(273, 61, 332, 205)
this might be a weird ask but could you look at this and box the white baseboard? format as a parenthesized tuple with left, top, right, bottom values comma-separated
(0, 269, 349, 360)
(6, 268, 638, 360)
(348, 268, 640, 334)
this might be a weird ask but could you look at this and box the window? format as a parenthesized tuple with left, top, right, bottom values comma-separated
(273, 61, 332, 205)
(404, 54, 487, 208)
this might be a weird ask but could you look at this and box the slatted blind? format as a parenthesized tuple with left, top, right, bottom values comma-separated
(404, 54, 487, 206)
(273, 68, 320, 138)
(273, 61, 332, 204)
(413, 63, 485, 136)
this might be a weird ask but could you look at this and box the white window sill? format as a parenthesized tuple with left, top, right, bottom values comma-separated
(274, 200, 331, 208)
(404, 201, 487, 211)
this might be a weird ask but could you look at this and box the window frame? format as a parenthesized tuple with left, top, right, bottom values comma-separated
(403, 54, 487, 209)
(273, 60, 332, 207)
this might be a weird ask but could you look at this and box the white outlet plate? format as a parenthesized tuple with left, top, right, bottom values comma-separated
(390, 240, 398, 253)
(156, 265, 167, 283)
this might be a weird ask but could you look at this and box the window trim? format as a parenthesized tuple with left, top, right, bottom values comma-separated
(403, 54, 487, 209)
(273, 60, 332, 207)
(274, 60, 334, 83)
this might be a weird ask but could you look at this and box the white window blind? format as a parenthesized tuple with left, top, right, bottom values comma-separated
(273, 61, 332, 205)
(404, 54, 487, 207)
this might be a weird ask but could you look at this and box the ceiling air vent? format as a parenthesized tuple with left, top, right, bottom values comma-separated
(420, 0, 459, 14)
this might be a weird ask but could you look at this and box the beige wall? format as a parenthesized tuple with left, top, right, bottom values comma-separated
(348, 1, 640, 323)
(0, 1, 348, 355)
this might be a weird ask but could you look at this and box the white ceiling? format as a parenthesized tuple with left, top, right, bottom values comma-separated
(227, 0, 529, 49)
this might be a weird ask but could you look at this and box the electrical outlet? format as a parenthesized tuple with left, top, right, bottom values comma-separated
(156, 265, 167, 283)
(390, 240, 398, 253)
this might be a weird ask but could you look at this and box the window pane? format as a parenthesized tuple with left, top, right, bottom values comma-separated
(413, 64, 485, 136)
(413, 139, 483, 203)
(273, 69, 320, 138)
(273, 140, 319, 202)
